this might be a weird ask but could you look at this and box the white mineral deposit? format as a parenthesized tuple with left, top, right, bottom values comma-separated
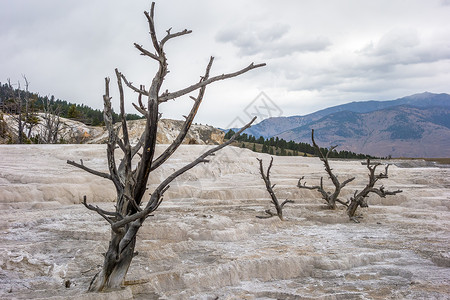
(0, 145, 449, 299)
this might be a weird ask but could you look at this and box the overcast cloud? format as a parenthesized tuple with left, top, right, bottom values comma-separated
(1, 0, 449, 128)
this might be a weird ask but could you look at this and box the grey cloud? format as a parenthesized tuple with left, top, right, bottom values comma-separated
(369, 28, 420, 56)
(216, 23, 330, 57)
(269, 37, 331, 57)
(361, 28, 450, 66)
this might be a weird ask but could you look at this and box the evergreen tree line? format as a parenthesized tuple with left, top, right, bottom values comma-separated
(0, 82, 144, 126)
(225, 130, 378, 159)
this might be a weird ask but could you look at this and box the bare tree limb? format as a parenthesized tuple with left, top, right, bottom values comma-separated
(119, 73, 147, 96)
(101, 78, 122, 191)
(161, 28, 192, 47)
(145, 3, 161, 55)
(67, 160, 111, 180)
(158, 62, 266, 102)
(150, 56, 214, 171)
(82, 196, 122, 228)
(134, 43, 160, 61)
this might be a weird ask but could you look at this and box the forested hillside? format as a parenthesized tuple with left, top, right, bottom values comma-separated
(0, 82, 143, 126)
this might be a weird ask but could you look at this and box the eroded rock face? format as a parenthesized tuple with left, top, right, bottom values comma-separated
(0, 145, 449, 299)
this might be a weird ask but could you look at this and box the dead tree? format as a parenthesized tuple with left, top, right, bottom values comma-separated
(347, 159, 402, 222)
(0, 112, 8, 139)
(3, 76, 37, 143)
(256, 157, 294, 220)
(39, 98, 63, 144)
(297, 129, 355, 209)
(5, 79, 24, 143)
(66, 2, 264, 292)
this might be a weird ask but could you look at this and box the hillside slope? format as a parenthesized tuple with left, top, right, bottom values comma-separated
(277, 105, 450, 158)
(238, 92, 450, 139)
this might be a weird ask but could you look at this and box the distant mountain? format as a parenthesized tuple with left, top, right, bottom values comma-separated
(277, 105, 450, 158)
(236, 92, 450, 139)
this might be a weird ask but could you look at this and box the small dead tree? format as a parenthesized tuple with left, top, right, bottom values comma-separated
(67, 2, 264, 292)
(5, 78, 24, 143)
(297, 129, 355, 209)
(0, 112, 8, 139)
(39, 98, 63, 144)
(256, 157, 294, 220)
(3, 76, 38, 143)
(347, 159, 402, 222)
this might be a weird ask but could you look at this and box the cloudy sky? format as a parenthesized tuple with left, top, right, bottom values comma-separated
(1, 0, 450, 128)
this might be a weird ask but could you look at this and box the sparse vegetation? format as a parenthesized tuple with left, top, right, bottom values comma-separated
(226, 129, 378, 159)
(0, 82, 144, 128)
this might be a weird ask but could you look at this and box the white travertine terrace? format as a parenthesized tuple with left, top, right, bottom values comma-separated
(0, 145, 449, 299)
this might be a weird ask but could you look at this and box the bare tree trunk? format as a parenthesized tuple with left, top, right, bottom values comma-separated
(256, 157, 294, 221)
(347, 159, 402, 222)
(67, 2, 265, 292)
(298, 129, 354, 209)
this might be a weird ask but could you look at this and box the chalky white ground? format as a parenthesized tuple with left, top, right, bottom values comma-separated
(0, 144, 449, 299)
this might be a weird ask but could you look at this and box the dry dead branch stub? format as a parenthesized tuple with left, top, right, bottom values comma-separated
(256, 157, 294, 220)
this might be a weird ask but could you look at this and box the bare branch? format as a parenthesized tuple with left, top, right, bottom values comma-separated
(134, 43, 160, 61)
(151, 57, 214, 171)
(158, 62, 266, 102)
(281, 199, 295, 208)
(115, 69, 132, 174)
(102, 77, 122, 190)
(144, 3, 161, 54)
(119, 72, 147, 96)
(82, 196, 121, 227)
(132, 103, 148, 117)
(256, 209, 277, 219)
(67, 160, 111, 180)
(297, 176, 321, 190)
(161, 28, 192, 47)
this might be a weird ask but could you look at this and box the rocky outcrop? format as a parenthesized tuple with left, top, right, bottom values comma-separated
(87, 119, 223, 145)
(0, 115, 224, 145)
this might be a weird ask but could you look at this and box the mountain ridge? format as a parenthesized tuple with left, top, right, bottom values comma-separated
(277, 104, 450, 158)
(231, 92, 450, 158)
(236, 92, 450, 139)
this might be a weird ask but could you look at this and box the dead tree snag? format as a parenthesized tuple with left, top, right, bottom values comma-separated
(256, 157, 294, 220)
(347, 159, 402, 222)
(297, 129, 355, 209)
(67, 2, 264, 292)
